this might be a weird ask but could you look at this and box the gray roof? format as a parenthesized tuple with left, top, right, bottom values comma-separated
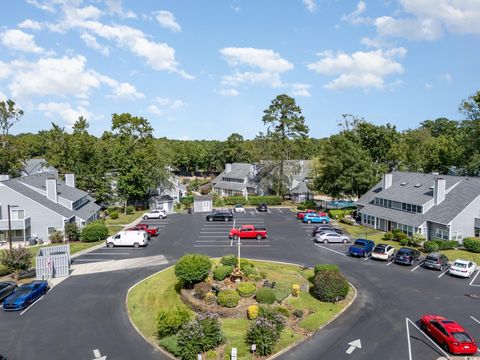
(213, 182, 248, 191)
(18, 173, 86, 201)
(22, 158, 57, 176)
(195, 195, 213, 201)
(74, 200, 101, 221)
(213, 163, 252, 182)
(291, 181, 310, 195)
(358, 171, 480, 226)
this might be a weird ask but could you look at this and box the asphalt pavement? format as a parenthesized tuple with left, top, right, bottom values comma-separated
(0, 208, 479, 360)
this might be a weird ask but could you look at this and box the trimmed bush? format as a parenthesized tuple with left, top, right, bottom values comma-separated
(125, 205, 135, 214)
(312, 271, 349, 303)
(206, 350, 216, 360)
(432, 240, 458, 250)
(242, 264, 258, 276)
(237, 282, 256, 297)
(213, 265, 233, 281)
(175, 254, 212, 286)
(275, 306, 290, 318)
(400, 237, 410, 246)
(220, 254, 237, 267)
(260, 271, 268, 279)
(193, 282, 211, 299)
(339, 218, 354, 225)
(64, 223, 80, 241)
(292, 284, 300, 297)
(109, 210, 119, 219)
(180, 196, 194, 207)
(464, 238, 480, 253)
(248, 305, 259, 320)
(158, 335, 181, 357)
(81, 221, 109, 242)
(424, 241, 439, 253)
(156, 306, 192, 339)
(383, 232, 394, 240)
(248, 274, 262, 281)
(396, 232, 408, 242)
(240, 259, 253, 269)
(314, 264, 340, 275)
(256, 288, 276, 304)
(223, 195, 282, 206)
(205, 292, 216, 305)
(217, 290, 240, 308)
(293, 309, 304, 318)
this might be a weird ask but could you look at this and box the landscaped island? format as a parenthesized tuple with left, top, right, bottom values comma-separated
(127, 254, 355, 360)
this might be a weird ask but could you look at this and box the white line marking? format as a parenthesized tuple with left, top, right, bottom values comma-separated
(93, 349, 101, 358)
(405, 318, 451, 359)
(438, 267, 450, 278)
(0, 304, 3, 309)
(193, 244, 271, 248)
(469, 270, 480, 286)
(86, 252, 130, 255)
(277, 208, 283, 214)
(386, 260, 395, 266)
(410, 261, 424, 272)
(363, 255, 371, 261)
(20, 295, 45, 316)
(196, 241, 231, 243)
(314, 244, 347, 256)
(199, 231, 227, 234)
(471, 316, 480, 325)
(406, 318, 412, 360)
(198, 235, 226, 238)
(74, 258, 113, 261)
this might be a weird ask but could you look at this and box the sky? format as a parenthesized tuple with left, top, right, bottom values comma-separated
(0, 0, 479, 140)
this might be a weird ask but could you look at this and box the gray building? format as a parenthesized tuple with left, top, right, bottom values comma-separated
(149, 175, 187, 213)
(357, 172, 480, 243)
(21, 158, 58, 177)
(0, 173, 101, 245)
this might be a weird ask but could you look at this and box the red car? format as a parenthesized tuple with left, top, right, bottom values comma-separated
(229, 225, 267, 240)
(420, 314, 477, 355)
(296, 209, 327, 220)
(127, 223, 159, 237)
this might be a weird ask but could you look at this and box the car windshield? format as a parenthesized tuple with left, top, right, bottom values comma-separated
(452, 332, 472, 342)
(398, 249, 411, 255)
(374, 247, 385, 253)
(453, 262, 467, 268)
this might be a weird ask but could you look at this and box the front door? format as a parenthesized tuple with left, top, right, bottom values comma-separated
(387, 220, 392, 232)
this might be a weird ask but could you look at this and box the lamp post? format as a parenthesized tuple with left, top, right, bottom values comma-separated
(7, 204, 18, 250)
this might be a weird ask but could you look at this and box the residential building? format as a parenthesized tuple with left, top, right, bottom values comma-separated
(21, 158, 58, 177)
(0, 173, 101, 245)
(149, 175, 187, 212)
(357, 172, 480, 243)
(212, 163, 259, 197)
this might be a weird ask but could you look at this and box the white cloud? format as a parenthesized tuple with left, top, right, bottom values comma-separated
(303, 0, 317, 13)
(147, 105, 162, 116)
(307, 48, 406, 90)
(105, 0, 136, 18)
(290, 83, 311, 97)
(80, 32, 109, 56)
(341, 1, 368, 24)
(18, 19, 43, 30)
(219, 88, 240, 96)
(108, 82, 145, 100)
(439, 73, 452, 82)
(375, 16, 442, 40)
(360, 37, 384, 48)
(154, 10, 181, 32)
(154, 97, 187, 110)
(1, 29, 44, 53)
(424, 82, 433, 90)
(38, 102, 92, 128)
(26, 0, 59, 13)
(222, 71, 283, 88)
(220, 47, 293, 73)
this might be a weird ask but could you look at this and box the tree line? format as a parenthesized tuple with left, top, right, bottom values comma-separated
(1, 91, 479, 202)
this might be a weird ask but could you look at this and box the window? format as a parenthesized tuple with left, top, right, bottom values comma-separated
(435, 228, 449, 240)
(452, 231, 463, 241)
(10, 209, 25, 220)
(475, 228, 480, 238)
(47, 227, 56, 235)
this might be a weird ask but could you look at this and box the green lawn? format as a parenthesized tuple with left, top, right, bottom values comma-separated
(441, 249, 480, 264)
(127, 260, 354, 360)
(104, 210, 144, 226)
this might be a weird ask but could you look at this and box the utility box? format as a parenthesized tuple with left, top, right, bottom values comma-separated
(36, 244, 71, 280)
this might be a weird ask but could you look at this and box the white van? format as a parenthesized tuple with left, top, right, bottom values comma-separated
(106, 231, 148, 248)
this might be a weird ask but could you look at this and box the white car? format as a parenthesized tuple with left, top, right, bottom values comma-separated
(371, 244, 396, 261)
(143, 209, 167, 219)
(314, 232, 349, 244)
(234, 204, 245, 213)
(106, 231, 148, 248)
(449, 259, 477, 278)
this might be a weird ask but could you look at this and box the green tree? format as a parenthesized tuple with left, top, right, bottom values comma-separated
(0, 100, 24, 175)
(0, 99, 24, 148)
(0, 247, 33, 283)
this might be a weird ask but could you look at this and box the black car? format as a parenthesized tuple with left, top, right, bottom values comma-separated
(311, 225, 343, 237)
(0, 281, 17, 302)
(206, 211, 233, 222)
(423, 252, 449, 271)
(394, 247, 421, 266)
(256, 203, 268, 212)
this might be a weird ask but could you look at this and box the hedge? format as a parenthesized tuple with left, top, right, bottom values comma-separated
(213, 265, 233, 281)
(220, 254, 237, 267)
(175, 254, 212, 285)
(463, 238, 480, 253)
(314, 264, 340, 275)
(81, 221, 109, 242)
(223, 196, 282, 206)
(312, 271, 349, 303)
(432, 239, 458, 250)
(256, 288, 276, 304)
(423, 241, 439, 253)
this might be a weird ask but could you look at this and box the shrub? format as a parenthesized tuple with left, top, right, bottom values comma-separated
(464, 238, 480, 253)
(312, 271, 349, 303)
(245, 317, 281, 356)
(205, 292, 216, 305)
(156, 306, 192, 339)
(392, 229, 402, 236)
(107, 206, 117, 213)
(258, 306, 286, 332)
(248, 274, 262, 281)
(339, 218, 354, 225)
(293, 309, 304, 318)
(239, 259, 253, 269)
(273, 282, 291, 302)
(125, 205, 135, 214)
(206, 350, 216, 360)
(180, 196, 194, 207)
(220, 254, 237, 267)
(400, 237, 410, 246)
(197, 313, 226, 351)
(177, 320, 204, 360)
(259, 271, 268, 279)
(237, 282, 256, 297)
(432, 239, 458, 250)
(64, 223, 80, 241)
(248, 305, 259, 320)
(81, 221, 109, 242)
(49, 230, 64, 243)
(292, 284, 300, 297)
(411, 233, 425, 246)
(383, 232, 394, 240)
(194, 282, 211, 299)
(0, 247, 33, 283)
(247, 196, 282, 205)
(109, 210, 119, 219)
(158, 335, 181, 357)
(314, 264, 340, 275)
(275, 306, 290, 318)
(217, 290, 240, 308)
(242, 264, 258, 276)
(297, 203, 306, 211)
(256, 288, 276, 304)
(396, 232, 408, 242)
(175, 254, 212, 286)
(213, 265, 233, 281)
(424, 241, 439, 253)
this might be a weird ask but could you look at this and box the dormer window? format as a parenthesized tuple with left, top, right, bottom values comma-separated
(400, 182, 409, 186)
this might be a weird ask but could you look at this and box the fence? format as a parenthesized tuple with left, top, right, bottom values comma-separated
(36, 244, 71, 280)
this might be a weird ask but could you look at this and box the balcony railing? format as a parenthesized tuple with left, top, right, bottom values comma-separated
(0, 217, 31, 231)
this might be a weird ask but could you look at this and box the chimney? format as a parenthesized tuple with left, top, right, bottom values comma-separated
(225, 163, 232, 173)
(46, 178, 58, 203)
(382, 173, 393, 189)
(65, 173, 75, 188)
(433, 178, 446, 205)
(0, 175, 9, 181)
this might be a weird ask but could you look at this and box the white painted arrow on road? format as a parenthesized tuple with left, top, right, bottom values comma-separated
(92, 349, 107, 360)
(346, 339, 362, 354)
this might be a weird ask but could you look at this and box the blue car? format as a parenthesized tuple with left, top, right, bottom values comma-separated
(302, 213, 330, 224)
(3, 280, 49, 311)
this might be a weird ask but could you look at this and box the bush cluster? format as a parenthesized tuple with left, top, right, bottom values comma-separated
(236, 282, 256, 297)
(220, 254, 237, 267)
(339, 218, 354, 225)
(463, 237, 480, 253)
(245, 313, 285, 356)
(423, 241, 439, 253)
(314, 264, 340, 275)
(272, 282, 291, 302)
(383, 232, 394, 240)
(256, 288, 276, 304)
(179, 196, 194, 207)
(193, 282, 211, 299)
(217, 289, 240, 308)
(109, 210, 119, 219)
(156, 306, 192, 339)
(81, 221, 109, 242)
(297, 200, 317, 211)
(432, 239, 458, 250)
(213, 265, 233, 281)
(158, 335, 181, 357)
(312, 271, 349, 303)
(175, 254, 212, 286)
(223, 196, 282, 205)
(125, 205, 135, 214)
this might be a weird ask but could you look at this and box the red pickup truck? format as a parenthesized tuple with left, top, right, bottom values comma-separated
(127, 223, 160, 237)
(229, 225, 267, 240)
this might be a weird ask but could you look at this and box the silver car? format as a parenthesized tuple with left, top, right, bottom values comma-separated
(314, 231, 350, 244)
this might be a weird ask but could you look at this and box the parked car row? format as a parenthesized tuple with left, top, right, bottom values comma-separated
(1, 280, 49, 311)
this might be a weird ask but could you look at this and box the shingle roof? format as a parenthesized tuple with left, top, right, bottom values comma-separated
(22, 158, 57, 176)
(195, 195, 213, 201)
(360, 203, 426, 227)
(213, 182, 248, 191)
(18, 173, 86, 201)
(291, 181, 310, 194)
(74, 200, 101, 221)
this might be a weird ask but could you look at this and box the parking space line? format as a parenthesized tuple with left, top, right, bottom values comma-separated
(405, 318, 451, 360)
(314, 244, 347, 256)
(471, 316, 480, 325)
(386, 260, 395, 266)
(410, 261, 424, 272)
(19, 295, 45, 316)
(198, 235, 226, 238)
(438, 267, 450, 278)
(277, 208, 283, 214)
(86, 252, 130, 255)
(74, 258, 111, 261)
(469, 270, 480, 286)
(199, 231, 228, 234)
(194, 244, 271, 248)
(363, 255, 371, 261)
(0, 304, 3, 309)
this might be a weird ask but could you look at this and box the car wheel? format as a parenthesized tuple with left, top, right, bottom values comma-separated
(442, 342, 449, 353)
(133, 242, 140, 248)
(143, 215, 147, 219)
(208, 218, 213, 222)
(108, 242, 115, 248)
(256, 234, 262, 240)
(224, 217, 229, 222)
(233, 235, 239, 241)
(322, 220, 326, 224)
(307, 220, 312, 224)
(440, 265, 444, 271)
(323, 239, 328, 244)
(342, 239, 348, 244)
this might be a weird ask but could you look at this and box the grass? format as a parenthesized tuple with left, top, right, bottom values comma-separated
(104, 210, 144, 226)
(441, 249, 480, 264)
(107, 225, 124, 236)
(127, 260, 354, 360)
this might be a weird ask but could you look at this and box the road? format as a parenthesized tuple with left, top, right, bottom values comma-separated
(0, 209, 479, 360)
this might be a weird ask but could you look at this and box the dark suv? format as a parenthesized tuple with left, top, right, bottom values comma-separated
(256, 203, 268, 212)
(206, 211, 233, 222)
(394, 247, 421, 266)
(423, 252, 449, 271)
